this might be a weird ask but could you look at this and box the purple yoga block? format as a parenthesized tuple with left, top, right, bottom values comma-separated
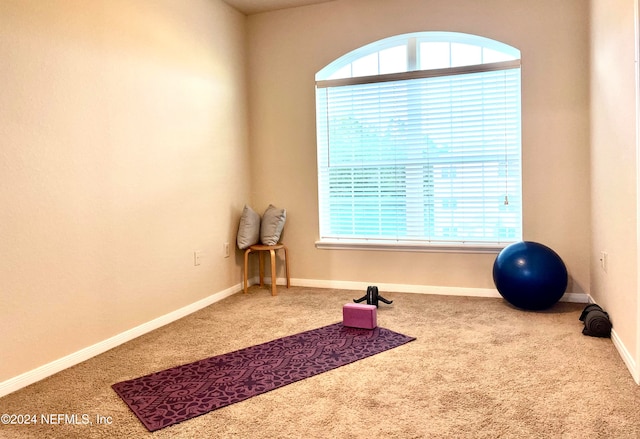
(342, 303, 377, 329)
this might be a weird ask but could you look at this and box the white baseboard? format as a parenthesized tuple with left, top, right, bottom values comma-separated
(611, 329, 640, 384)
(291, 277, 589, 303)
(0, 283, 242, 398)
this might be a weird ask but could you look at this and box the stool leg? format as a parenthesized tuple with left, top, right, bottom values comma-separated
(243, 248, 251, 294)
(269, 249, 277, 296)
(283, 246, 290, 288)
(258, 251, 265, 287)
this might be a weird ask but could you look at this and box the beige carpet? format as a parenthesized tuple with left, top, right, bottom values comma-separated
(1, 286, 639, 438)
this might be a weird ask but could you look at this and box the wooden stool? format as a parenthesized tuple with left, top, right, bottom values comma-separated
(243, 243, 290, 296)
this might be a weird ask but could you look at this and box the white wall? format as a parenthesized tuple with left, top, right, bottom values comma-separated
(247, 0, 591, 294)
(0, 0, 249, 383)
(590, 0, 638, 379)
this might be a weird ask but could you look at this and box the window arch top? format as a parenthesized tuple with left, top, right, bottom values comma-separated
(316, 31, 520, 81)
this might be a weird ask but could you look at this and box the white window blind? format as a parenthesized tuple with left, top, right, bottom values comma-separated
(316, 62, 522, 248)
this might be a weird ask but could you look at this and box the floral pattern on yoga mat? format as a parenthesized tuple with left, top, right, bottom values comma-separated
(112, 323, 415, 431)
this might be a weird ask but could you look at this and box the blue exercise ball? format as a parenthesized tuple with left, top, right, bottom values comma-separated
(493, 241, 568, 310)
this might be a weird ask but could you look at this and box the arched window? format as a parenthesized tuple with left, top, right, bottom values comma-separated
(315, 32, 522, 251)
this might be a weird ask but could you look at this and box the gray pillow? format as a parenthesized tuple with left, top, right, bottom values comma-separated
(236, 205, 261, 249)
(260, 204, 286, 245)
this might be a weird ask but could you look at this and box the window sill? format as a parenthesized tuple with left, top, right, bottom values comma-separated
(315, 239, 510, 254)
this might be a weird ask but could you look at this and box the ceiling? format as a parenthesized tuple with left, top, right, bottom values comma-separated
(223, 0, 335, 15)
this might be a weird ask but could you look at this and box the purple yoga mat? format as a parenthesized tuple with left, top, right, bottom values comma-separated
(112, 322, 415, 431)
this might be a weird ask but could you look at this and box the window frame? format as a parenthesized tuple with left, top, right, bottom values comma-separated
(315, 32, 522, 253)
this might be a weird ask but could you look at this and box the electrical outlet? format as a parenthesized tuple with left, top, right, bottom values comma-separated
(600, 251, 608, 272)
(194, 251, 203, 266)
(224, 242, 230, 258)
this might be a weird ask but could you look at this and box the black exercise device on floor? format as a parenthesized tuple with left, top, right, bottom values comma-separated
(354, 286, 393, 308)
(579, 304, 612, 338)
